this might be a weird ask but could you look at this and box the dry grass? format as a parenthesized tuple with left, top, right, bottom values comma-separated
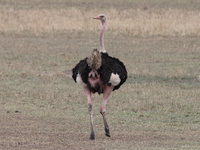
(0, 7, 200, 36)
(1, 32, 200, 150)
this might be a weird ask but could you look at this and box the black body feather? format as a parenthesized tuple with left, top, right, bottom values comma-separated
(72, 52, 127, 93)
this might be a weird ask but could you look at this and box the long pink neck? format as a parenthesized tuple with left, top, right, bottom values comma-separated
(100, 20, 107, 53)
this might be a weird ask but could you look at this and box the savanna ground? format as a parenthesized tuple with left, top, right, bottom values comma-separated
(0, 0, 200, 149)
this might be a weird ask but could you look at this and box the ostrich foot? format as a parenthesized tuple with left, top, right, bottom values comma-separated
(105, 127, 110, 137)
(90, 132, 95, 140)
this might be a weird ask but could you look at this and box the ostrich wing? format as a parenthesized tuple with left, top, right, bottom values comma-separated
(72, 58, 90, 85)
(98, 53, 127, 91)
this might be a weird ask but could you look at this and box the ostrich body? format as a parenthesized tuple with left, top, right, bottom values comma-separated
(72, 14, 127, 140)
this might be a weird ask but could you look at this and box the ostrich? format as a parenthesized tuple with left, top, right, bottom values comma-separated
(72, 14, 127, 140)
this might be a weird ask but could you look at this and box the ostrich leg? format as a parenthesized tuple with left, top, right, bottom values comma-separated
(100, 85, 114, 137)
(84, 87, 95, 140)
(100, 111, 110, 137)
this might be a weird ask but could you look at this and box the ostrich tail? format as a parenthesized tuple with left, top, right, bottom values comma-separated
(87, 49, 102, 70)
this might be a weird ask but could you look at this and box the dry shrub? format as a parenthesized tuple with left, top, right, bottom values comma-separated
(0, 7, 200, 36)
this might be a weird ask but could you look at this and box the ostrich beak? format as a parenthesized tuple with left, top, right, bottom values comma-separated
(93, 16, 101, 19)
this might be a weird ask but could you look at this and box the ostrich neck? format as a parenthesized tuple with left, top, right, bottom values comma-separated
(100, 21, 107, 53)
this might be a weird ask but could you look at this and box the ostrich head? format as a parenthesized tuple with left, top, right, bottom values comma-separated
(93, 14, 107, 24)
